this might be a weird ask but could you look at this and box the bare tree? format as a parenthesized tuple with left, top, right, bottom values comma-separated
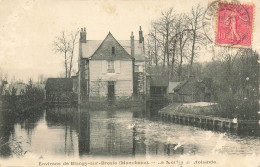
(154, 8, 175, 69)
(53, 30, 79, 78)
(68, 30, 79, 78)
(148, 22, 160, 67)
(37, 74, 47, 84)
(176, 14, 189, 80)
(146, 39, 152, 73)
(147, 26, 158, 68)
(147, 5, 207, 81)
(154, 27, 159, 67)
(53, 31, 70, 78)
(187, 4, 205, 76)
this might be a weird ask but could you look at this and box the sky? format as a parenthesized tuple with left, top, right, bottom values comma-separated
(0, 0, 259, 82)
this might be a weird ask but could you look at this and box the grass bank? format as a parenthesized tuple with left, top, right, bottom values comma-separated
(160, 102, 259, 121)
(161, 102, 221, 117)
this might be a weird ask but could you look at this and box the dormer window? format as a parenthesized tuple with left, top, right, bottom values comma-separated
(112, 47, 115, 54)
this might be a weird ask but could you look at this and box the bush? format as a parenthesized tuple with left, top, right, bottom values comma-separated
(202, 49, 259, 120)
(2, 81, 45, 117)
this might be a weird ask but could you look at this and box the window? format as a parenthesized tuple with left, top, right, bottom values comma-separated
(107, 60, 115, 73)
(112, 47, 115, 54)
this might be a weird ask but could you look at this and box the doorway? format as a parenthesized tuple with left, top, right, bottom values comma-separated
(107, 81, 115, 103)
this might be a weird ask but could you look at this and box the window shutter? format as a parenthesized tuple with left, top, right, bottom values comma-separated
(115, 60, 120, 74)
(102, 61, 107, 74)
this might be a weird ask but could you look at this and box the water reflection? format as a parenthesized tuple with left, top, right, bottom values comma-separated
(0, 111, 13, 157)
(1, 106, 260, 158)
(78, 109, 90, 156)
(45, 107, 79, 156)
(0, 107, 44, 158)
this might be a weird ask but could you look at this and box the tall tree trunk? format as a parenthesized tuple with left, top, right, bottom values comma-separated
(69, 46, 74, 78)
(154, 28, 158, 67)
(65, 52, 68, 78)
(190, 30, 196, 77)
(147, 40, 151, 73)
(166, 27, 170, 68)
(179, 32, 183, 80)
(171, 39, 177, 80)
(163, 35, 166, 69)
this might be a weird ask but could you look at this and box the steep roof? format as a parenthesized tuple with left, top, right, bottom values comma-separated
(150, 75, 169, 87)
(81, 33, 145, 61)
(168, 82, 181, 94)
(45, 78, 73, 92)
(118, 40, 145, 61)
(90, 32, 131, 60)
(174, 79, 203, 95)
(173, 80, 189, 94)
(82, 40, 102, 59)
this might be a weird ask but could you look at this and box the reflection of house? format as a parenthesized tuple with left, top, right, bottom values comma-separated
(45, 78, 76, 103)
(169, 79, 211, 103)
(78, 27, 145, 104)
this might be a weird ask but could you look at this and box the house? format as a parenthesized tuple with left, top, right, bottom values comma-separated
(3, 82, 26, 96)
(45, 78, 76, 103)
(78, 27, 146, 104)
(170, 79, 212, 103)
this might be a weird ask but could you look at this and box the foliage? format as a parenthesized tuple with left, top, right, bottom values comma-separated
(2, 80, 45, 119)
(161, 49, 258, 120)
(201, 49, 259, 120)
(0, 68, 8, 98)
(0, 79, 44, 157)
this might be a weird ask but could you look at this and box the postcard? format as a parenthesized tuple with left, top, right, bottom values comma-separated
(0, 0, 259, 166)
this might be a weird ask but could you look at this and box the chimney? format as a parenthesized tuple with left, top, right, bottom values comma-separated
(131, 32, 134, 57)
(80, 27, 86, 43)
(139, 26, 144, 43)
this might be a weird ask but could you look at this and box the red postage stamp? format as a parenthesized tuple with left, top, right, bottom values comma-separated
(216, 3, 254, 47)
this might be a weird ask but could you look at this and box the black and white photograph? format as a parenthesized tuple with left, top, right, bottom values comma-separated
(0, 0, 259, 166)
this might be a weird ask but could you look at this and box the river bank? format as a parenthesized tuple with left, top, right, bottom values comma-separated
(159, 102, 260, 136)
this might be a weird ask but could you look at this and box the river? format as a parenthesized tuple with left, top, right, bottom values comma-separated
(0, 107, 260, 159)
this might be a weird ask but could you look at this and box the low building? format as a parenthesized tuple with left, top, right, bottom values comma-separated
(150, 75, 169, 100)
(171, 79, 212, 103)
(45, 78, 76, 104)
